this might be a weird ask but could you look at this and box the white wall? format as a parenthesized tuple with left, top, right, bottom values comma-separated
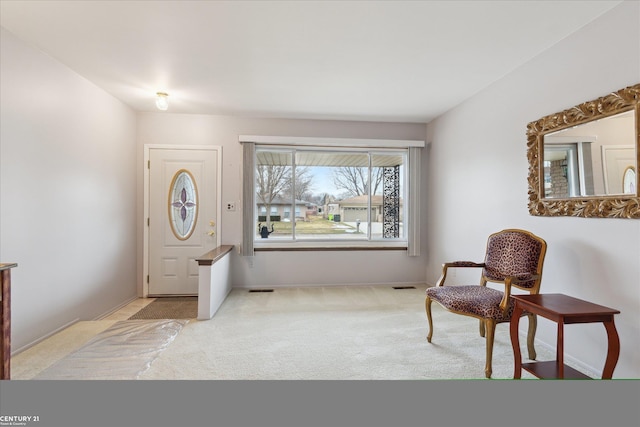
(425, 1, 640, 378)
(0, 28, 138, 351)
(136, 114, 428, 291)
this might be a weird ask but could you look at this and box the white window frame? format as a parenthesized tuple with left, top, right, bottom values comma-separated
(240, 136, 423, 256)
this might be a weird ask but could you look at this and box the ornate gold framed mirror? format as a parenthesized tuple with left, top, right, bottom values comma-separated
(527, 84, 639, 218)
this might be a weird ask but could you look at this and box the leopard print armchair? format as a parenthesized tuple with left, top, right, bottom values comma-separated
(425, 229, 547, 378)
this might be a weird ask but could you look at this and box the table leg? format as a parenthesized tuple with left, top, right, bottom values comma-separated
(601, 318, 620, 379)
(557, 320, 564, 379)
(510, 304, 524, 379)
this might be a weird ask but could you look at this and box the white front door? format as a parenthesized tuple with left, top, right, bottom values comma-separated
(147, 147, 220, 295)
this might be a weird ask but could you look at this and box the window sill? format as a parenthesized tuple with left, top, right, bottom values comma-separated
(253, 241, 408, 252)
(254, 246, 407, 252)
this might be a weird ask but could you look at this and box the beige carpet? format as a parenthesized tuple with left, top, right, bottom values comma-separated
(140, 285, 550, 380)
(128, 297, 197, 319)
(15, 285, 589, 380)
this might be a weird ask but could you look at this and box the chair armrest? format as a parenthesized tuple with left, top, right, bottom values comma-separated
(498, 274, 542, 314)
(435, 261, 485, 287)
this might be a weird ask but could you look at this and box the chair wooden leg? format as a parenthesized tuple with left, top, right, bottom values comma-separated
(484, 319, 496, 379)
(479, 319, 486, 337)
(526, 313, 537, 360)
(425, 297, 434, 343)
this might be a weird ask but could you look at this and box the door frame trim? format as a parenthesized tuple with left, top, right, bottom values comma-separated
(143, 144, 223, 297)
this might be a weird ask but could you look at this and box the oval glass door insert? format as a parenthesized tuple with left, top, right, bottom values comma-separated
(168, 169, 198, 240)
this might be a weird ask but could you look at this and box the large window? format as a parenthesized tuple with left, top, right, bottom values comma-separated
(241, 136, 423, 254)
(255, 146, 407, 244)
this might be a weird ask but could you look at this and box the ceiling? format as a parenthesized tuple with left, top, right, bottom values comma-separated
(0, 1, 622, 123)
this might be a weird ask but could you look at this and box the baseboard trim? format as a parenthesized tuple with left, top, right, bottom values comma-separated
(94, 295, 140, 320)
(11, 318, 80, 356)
(233, 282, 428, 290)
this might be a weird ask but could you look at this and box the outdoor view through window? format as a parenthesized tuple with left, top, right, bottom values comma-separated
(255, 147, 406, 242)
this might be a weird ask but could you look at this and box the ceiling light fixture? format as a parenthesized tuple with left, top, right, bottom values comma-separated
(155, 92, 169, 110)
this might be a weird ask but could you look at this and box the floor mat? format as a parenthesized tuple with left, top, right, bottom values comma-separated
(33, 319, 188, 380)
(128, 297, 197, 320)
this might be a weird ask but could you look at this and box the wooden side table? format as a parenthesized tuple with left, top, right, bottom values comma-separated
(510, 293, 620, 379)
(1, 262, 17, 380)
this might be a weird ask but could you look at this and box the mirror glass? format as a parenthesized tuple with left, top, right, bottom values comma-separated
(543, 110, 636, 198)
